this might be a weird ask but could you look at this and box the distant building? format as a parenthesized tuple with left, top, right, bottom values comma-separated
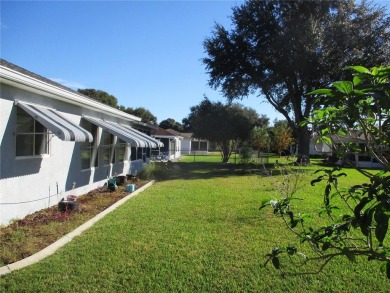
(309, 132, 383, 168)
(165, 130, 209, 155)
(152, 128, 182, 160)
(0, 59, 162, 225)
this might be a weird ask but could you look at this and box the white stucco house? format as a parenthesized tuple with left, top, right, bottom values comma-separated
(309, 132, 382, 168)
(0, 59, 163, 225)
(164, 130, 209, 155)
(152, 127, 182, 160)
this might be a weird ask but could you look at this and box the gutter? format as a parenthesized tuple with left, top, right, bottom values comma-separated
(0, 65, 141, 122)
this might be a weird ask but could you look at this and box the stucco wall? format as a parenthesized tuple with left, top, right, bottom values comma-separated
(0, 84, 143, 225)
(181, 139, 191, 154)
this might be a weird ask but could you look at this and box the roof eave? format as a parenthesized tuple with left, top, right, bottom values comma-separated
(0, 65, 141, 122)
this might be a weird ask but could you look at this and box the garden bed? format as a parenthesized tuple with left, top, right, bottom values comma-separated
(0, 179, 148, 266)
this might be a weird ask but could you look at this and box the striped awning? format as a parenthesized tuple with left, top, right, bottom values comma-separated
(16, 101, 93, 142)
(83, 116, 163, 148)
(120, 124, 164, 148)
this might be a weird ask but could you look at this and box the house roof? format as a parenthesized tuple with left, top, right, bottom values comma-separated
(180, 132, 193, 140)
(0, 59, 141, 122)
(1, 59, 82, 96)
(161, 130, 207, 141)
(154, 127, 178, 136)
(165, 129, 181, 136)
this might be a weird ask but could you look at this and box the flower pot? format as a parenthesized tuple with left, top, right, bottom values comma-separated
(58, 200, 79, 212)
(125, 184, 136, 192)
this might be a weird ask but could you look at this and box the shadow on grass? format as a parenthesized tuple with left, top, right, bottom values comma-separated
(151, 161, 299, 181)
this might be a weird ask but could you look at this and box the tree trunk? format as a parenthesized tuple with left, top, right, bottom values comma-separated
(295, 125, 311, 164)
(218, 141, 231, 163)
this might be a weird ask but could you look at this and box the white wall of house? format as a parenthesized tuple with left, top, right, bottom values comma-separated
(309, 135, 383, 169)
(153, 136, 182, 160)
(180, 138, 209, 155)
(0, 66, 150, 225)
(309, 139, 332, 155)
(181, 139, 191, 155)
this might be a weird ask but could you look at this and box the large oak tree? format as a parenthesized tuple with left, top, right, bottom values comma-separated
(203, 0, 390, 162)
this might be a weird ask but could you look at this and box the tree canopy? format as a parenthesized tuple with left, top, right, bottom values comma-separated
(159, 118, 184, 132)
(203, 0, 390, 161)
(78, 88, 118, 108)
(184, 98, 259, 162)
(120, 107, 158, 125)
(78, 89, 157, 124)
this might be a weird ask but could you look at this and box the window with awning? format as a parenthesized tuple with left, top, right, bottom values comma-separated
(16, 101, 93, 142)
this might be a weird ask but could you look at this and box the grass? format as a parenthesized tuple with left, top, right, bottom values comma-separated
(0, 154, 388, 292)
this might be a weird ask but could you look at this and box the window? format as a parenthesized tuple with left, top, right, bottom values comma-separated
(116, 139, 127, 162)
(131, 146, 137, 161)
(80, 120, 98, 169)
(137, 147, 143, 159)
(192, 141, 199, 151)
(200, 141, 207, 151)
(16, 108, 49, 156)
(101, 131, 114, 165)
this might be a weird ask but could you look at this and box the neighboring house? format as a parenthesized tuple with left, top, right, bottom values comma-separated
(0, 59, 163, 225)
(168, 131, 209, 155)
(152, 128, 182, 160)
(309, 132, 382, 168)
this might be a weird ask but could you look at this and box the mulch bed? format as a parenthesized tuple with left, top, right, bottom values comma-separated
(0, 178, 148, 266)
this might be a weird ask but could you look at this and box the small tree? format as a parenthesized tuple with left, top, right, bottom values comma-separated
(271, 120, 294, 157)
(184, 98, 259, 163)
(250, 126, 271, 157)
(261, 66, 390, 278)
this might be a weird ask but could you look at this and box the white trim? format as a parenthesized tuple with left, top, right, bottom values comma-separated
(1, 65, 141, 122)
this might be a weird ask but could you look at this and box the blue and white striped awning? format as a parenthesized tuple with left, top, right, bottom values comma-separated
(16, 101, 93, 142)
(83, 116, 163, 148)
(119, 124, 164, 148)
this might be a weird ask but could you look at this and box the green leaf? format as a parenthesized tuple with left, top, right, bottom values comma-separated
(353, 75, 362, 86)
(259, 197, 271, 210)
(272, 257, 280, 269)
(322, 242, 331, 251)
(387, 262, 390, 279)
(360, 207, 375, 237)
(343, 248, 356, 262)
(307, 89, 334, 96)
(333, 81, 354, 94)
(311, 178, 323, 186)
(286, 245, 297, 255)
(300, 214, 313, 223)
(348, 65, 370, 74)
(336, 129, 346, 136)
(352, 89, 367, 96)
(354, 197, 371, 220)
(374, 207, 389, 244)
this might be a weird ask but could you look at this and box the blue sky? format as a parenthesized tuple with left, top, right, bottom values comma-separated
(1, 1, 389, 125)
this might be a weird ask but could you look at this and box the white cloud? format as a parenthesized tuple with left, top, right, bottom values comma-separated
(49, 78, 87, 90)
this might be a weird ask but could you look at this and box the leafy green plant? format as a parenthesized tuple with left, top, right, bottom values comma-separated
(239, 142, 253, 165)
(261, 66, 390, 278)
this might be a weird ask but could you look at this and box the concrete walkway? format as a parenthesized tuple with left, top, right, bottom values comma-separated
(0, 180, 155, 276)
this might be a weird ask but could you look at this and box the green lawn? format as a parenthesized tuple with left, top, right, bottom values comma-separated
(0, 154, 388, 292)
